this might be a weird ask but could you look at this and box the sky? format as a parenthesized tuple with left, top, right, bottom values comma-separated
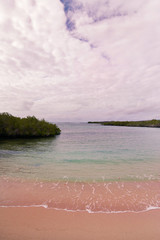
(0, 0, 160, 122)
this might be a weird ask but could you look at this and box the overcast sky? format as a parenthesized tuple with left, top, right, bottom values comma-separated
(0, 0, 160, 122)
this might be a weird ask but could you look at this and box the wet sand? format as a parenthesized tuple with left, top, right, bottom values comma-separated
(0, 207, 160, 240)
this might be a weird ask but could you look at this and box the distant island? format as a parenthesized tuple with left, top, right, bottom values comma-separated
(88, 119, 160, 128)
(0, 113, 61, 138)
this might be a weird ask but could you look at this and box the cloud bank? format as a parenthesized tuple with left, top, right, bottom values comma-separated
(0, 0, 160, 121)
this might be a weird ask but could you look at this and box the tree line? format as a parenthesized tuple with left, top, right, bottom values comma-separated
(88, 119, 160, 128)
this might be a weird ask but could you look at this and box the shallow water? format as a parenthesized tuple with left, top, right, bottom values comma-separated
(0, 123, 160, 212)
(0, 177, 160, 213)
(0, 123, 160, 181)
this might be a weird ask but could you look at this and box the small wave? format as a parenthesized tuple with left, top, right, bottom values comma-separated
(1, 204, 160, 214)
(1, 178, 160, 214)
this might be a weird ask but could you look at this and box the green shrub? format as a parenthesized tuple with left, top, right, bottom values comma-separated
(0, 113, 61, 138)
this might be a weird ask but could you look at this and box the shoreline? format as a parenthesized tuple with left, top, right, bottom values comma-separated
(1, 177, 160, 212)
(0, 207, 160, 240)
(1, 205, 160, 214)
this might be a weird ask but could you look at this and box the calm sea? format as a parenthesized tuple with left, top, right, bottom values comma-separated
(0, 122, 160, 182)
(1, 123, 160, 212)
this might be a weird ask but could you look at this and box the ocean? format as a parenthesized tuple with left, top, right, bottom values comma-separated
(0, 123, 160, 213)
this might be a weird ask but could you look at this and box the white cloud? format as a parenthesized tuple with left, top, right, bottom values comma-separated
(0, 0, 160, 121)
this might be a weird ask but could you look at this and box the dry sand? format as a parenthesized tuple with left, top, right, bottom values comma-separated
(0, 207, 160, 240)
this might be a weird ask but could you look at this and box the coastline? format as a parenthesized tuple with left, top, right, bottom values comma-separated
(88, 119, 160, 128)
(0, 207, 160, 240)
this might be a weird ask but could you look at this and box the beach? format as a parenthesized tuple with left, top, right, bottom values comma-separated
(1, 124, 160, 239)
(0, 207, 160, 240)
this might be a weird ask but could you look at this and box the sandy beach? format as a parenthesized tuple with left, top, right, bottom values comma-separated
(1, 124, 160, 240)
(0, 207, 160, 240)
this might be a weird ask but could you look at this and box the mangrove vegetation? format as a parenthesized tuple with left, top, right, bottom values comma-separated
(0, 113, 61, 138)
(88, 119, 160, 128)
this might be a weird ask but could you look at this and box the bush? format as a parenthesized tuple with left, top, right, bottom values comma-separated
(0, 113, 61, 138)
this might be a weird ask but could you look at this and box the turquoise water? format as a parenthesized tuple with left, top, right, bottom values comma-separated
(0, 123, 160, 182)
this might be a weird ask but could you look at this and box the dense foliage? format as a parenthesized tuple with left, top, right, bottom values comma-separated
(0, 113, 61, 138)
(88, 119, 160, 128)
